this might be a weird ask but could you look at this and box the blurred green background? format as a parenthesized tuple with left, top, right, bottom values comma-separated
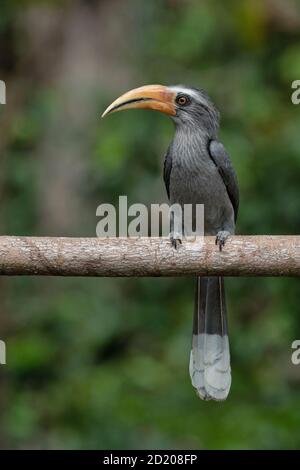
(1, 0, 300, 450)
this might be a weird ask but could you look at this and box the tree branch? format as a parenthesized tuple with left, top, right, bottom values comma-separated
(0, 235, 299, 277)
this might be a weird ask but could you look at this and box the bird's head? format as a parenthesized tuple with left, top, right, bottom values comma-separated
(102, 84, 220, 137)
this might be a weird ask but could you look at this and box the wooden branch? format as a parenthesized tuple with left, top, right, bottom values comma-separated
(0, 235, 299, 277)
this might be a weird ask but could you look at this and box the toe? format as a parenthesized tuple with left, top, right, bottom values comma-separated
(170, 237, 182, 250)
(215, 231, 230, 251)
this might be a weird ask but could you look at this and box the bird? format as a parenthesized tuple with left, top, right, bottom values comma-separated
(102, 84, 239, 401)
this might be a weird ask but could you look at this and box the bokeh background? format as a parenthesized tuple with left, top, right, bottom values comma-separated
(1, 0, 300, 450)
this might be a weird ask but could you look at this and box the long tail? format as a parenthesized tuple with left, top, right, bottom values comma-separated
(189, 276, 231, 401)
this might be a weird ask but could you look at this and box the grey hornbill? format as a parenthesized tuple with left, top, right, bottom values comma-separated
(102, 84, 239, 400)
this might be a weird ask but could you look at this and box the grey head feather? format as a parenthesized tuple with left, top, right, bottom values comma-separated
(169, 85, 220, 138)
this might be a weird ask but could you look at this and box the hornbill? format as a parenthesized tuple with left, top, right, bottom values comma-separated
(102, 84, 239, 401)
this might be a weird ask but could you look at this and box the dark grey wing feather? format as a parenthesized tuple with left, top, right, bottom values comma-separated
(208, 140, 239, 221)
(163, 148, 172, 200)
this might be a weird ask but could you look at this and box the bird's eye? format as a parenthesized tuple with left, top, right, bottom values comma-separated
(176, 94, 190, 106)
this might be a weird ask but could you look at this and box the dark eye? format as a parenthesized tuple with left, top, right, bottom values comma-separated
(176, 94, 190, 106)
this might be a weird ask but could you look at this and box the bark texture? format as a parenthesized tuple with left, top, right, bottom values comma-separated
(0, 236, 299, 277)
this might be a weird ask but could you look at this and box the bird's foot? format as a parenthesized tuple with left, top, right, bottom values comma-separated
(170, 234, 182, 250)
(215, 230, 230, 251)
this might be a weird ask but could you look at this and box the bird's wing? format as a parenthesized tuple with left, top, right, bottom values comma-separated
(208, 140, 239, 221)
(163, 147, 173, 200)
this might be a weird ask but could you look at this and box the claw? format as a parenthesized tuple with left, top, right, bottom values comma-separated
(170, 236, 182, 250)
(215, 230, 230, 251)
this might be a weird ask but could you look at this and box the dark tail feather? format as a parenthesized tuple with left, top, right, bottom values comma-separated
(189, 276, 231, 401)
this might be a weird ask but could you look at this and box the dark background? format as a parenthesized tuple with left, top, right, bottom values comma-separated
(1, 0, 300, 449)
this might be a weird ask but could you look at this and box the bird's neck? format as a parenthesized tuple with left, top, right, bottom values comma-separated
(172, 124, 213, 166)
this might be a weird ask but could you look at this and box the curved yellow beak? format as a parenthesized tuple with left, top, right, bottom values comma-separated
(101, 84, 176, 118)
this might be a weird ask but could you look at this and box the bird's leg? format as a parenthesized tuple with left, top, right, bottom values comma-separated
(169, 210, 182, 250)
(215, 230, 230, 251)
(170, 234, 182, 249)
